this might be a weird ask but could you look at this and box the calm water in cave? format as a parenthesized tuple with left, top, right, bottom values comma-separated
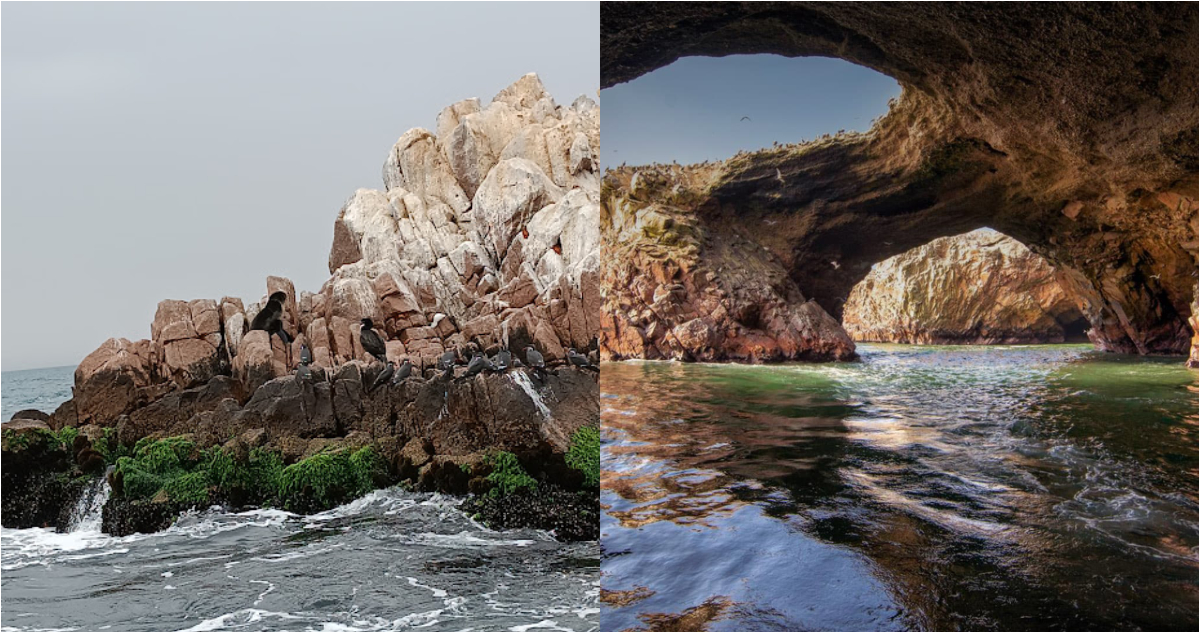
(600, 344, 1198, 631)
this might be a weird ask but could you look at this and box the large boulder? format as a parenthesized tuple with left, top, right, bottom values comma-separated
(74, 338, 164, 426)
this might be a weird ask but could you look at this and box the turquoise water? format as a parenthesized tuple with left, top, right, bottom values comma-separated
(601, 344, 1198, 631)
(1, 365, 74, 422)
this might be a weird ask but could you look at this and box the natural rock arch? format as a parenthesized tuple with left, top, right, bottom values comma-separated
(600, 2, 1198, 356)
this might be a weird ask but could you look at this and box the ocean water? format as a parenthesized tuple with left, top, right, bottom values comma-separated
(1, 365, 75, 422)
(600, 344, 1199, 631)
(0, 366, 601, 632)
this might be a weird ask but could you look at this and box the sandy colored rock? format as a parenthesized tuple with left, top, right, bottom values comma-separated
(843, 229, 1090, 344)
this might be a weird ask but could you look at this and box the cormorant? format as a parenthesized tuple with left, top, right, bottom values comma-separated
(299, 344, 313, 366)
(249, 291, 288, 332)
(370, 360, 395, 392)
(391, 359, 413, 385)
(438, 347, 459, 379)
(567, 348, 597, 371)
(525, 345, 555, 380)
(359, 318, 388, 363)
(494, 348, 512, 371)
(459, 353, 487, 381)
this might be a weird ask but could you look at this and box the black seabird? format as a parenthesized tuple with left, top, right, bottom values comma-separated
(370, 361, 395, 392)
(567, 348, 597, 371)
(299, 344, 313, 366)
(525, 345, 554, 380)
(494, 348, 512, 371)
(459, 353, 487, 381)
(391, 359, 412, 385)
(359, 318, 388, 364)
(249, 291, 288, 332)
(438, 347, 459, 379)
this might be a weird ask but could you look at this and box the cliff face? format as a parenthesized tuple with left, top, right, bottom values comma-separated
(601, 168, 855, 362)
(600, 3, 1198, 360)
(21, 75, 600, 509)
(842, 229, 1088, 345)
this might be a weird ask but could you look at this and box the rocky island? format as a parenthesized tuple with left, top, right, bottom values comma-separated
(2, 74, 602, 540)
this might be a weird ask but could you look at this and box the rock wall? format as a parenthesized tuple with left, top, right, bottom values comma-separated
(842, 229, 1089, 344)
(31, 74, 600, 493)
(601, 167, 855, 362)
(600, 3, 1198, 359)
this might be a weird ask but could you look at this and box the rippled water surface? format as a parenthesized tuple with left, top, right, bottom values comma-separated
(2, 491, 599, 631)
(600, 345, 1198, 631)
(1, 365, 74, 422)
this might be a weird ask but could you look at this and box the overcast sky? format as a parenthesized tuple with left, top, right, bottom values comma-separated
(600, 54, 900, 167)
(1, 2, 599, 371)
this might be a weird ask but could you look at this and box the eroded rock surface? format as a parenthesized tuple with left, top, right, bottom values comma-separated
(842, 229, 1089, 344)
(600, 3, 1198, 359)
(602, 173, 855, 362)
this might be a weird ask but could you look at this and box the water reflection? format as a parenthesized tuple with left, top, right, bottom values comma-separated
(600, 345, 1198, 631)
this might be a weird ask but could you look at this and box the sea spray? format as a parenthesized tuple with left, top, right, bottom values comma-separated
(66, 478, 111, 533)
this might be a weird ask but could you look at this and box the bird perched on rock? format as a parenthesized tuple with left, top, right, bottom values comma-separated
(370, 361, 395, 392)
(438, 347, 459, 379)
(299, 344, 313, 366)
(525, 345, 555, 380)
(494, 348, 512, 371)
(567, 348, 597, 371)
(391, 359, 413, 385)
(459, 352, 488, 382)
(295, 363, 313, 381)
(359, 318, 388, 364)
(250, 291, 288, 333)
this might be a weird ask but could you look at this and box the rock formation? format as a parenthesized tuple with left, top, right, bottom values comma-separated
(3, 75, 601, 536)
(601, 167, 855, 362)
(600, 3, 1198, 360)
(842, 229, 1090, 344)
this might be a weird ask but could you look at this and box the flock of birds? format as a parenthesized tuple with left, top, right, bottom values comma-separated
(247, 292, 597, 393)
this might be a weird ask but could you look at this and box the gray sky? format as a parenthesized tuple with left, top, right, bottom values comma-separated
(600, 54, 900, 168)
(2, 1, 599, 371)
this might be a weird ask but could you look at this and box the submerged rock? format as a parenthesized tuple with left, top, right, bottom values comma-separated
(842, 229, 1090, 344)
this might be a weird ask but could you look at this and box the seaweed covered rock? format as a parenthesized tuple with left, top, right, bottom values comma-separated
(1, 422, 82, 529)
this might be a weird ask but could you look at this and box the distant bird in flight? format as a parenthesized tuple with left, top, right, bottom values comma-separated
(740, 116, 751, 122)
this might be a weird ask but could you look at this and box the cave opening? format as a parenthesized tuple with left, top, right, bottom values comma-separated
(600, 54, 901, 168)
(840, 228, 1093, 346)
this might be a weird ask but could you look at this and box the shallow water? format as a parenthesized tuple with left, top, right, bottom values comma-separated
(600, 344, 1199, 631)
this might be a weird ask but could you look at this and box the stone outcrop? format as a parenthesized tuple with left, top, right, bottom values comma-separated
(4, 76, 601, 534)
(842, 229, 1090, 344)
(602, 173, 855, 362)
(600, 3, 1198, 359)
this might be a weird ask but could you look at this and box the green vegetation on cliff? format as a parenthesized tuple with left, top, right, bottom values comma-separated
(566, 425, 600, 488)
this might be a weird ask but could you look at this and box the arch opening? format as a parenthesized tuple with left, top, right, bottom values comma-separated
(841, 228, 1092, 346)
(600, 54, 901, 168)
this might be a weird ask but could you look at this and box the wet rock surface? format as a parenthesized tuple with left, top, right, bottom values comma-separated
(600, 3, 1197, 359)
(843, 229, 1090, 344)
